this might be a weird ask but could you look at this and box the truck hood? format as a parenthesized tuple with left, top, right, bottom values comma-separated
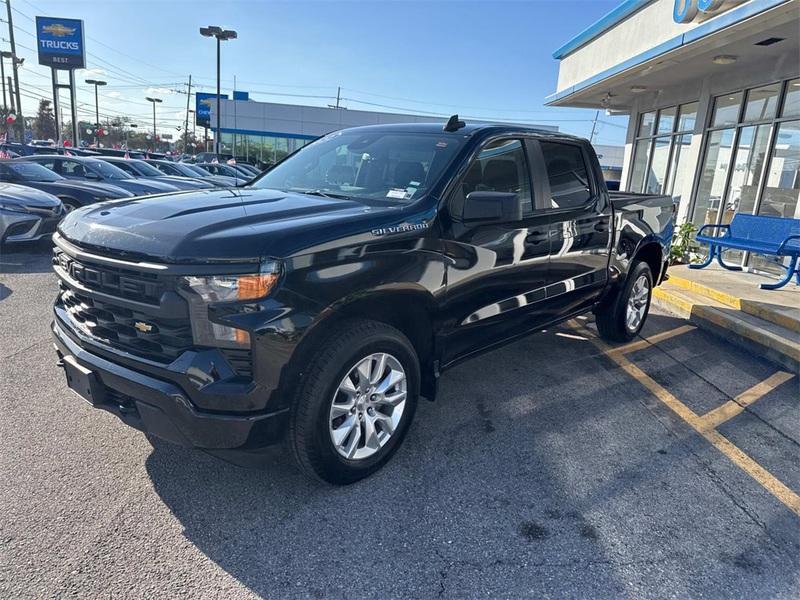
(57, 187, 410, 263)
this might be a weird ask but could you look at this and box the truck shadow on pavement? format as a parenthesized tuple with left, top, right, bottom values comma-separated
(143, 313, 800, 599)
(0, 240, 54, 274)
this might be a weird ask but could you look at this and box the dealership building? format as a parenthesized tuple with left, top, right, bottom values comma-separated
(207, 98, 571, 164)
(549, 0, 799, 276)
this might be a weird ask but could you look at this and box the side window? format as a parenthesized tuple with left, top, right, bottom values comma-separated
(540, 141, 592, 208)
(115, 162, 135, 175)
(457, 139, 533, 218)
(61, 160, 86, 177)
(36, 158, 57, 171)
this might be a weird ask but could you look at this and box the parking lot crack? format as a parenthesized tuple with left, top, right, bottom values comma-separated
(2, 338, 50, 360)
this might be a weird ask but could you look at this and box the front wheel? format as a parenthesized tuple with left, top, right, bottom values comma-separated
(595, 261, 653, 343)
(288, 319, 419, 484)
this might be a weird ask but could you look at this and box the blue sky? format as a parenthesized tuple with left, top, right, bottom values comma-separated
(10, 0, 627, 144)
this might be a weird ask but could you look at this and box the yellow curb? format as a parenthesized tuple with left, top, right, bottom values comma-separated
(652, 288, 800, 365)
(666, 276, 800, 334)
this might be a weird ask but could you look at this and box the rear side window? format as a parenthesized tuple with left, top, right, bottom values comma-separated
(540, 141, 592, 208)
(459, 139, 533, 217)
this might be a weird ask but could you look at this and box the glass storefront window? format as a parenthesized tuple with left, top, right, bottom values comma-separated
(665, 133, 693, 203)
(629, 138, 651, 193)
(692, 128, 735, 229)
(657, 106, 677, 135)
(646, 136, 671, 194)
(744, 84, 780, 122)
(711, 93, 743, 128)
(758, 120, 800, 218)
(639, 112, 656, 137)
(783, 79, 800, 118)
(725, 125, 771, 217)
(677, 102, 698, 133)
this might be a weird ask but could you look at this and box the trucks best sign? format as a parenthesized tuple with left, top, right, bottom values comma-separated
(36, 16, 85, 69)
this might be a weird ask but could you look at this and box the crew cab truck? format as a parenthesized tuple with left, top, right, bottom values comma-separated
(52, 120, 673, 484)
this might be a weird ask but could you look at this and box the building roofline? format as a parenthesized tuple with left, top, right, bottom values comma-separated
(552, 0, 653, 59)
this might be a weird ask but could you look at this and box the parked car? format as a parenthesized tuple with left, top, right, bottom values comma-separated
(99, 157, 215, 190)
(195, 163, 248, 185)
(16, 155, 180, 196)
(91, 148, 146, 160)
(51, 121, 673, 484)
(144, 159, 238, 187)
(231, 163, 261, 177)
(0, 160, 133, 213)
(0, 183, 63, 244)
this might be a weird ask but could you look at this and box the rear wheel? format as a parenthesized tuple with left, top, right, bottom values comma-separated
(59, 198, 80, 214)
(288, 319, 419, 484)
(596, 261, 653, 342)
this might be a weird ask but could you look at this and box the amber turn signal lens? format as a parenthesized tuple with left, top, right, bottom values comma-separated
(237, 273, 279, 301)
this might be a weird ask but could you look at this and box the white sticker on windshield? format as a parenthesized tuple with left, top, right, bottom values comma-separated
(386, 188, 408, 199)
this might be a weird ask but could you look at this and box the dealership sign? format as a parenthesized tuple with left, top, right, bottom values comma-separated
(35, 16, 85, 69)
(195, 92, 228, 128)
(673, 0, 745, 24)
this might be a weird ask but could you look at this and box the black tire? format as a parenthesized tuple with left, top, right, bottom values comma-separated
(59, 198, 80, 214)
(595, 261, 653, 343)
(288, 318, 420, 484)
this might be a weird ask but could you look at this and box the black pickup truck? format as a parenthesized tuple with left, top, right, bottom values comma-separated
(52, 120, 673, 484)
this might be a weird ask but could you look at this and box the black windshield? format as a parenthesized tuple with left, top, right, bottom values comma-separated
(249, 131, 464, 204)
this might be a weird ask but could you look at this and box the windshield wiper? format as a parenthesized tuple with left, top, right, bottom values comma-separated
(291, 188, 351, 200)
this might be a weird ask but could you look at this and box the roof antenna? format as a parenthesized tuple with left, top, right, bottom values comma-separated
(443, 114, 465, 132)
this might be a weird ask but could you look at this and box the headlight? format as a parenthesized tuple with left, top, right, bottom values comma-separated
(181, 261, 281, 348)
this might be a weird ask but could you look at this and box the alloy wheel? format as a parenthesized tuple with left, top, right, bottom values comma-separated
(626, 274, 650, 332)
(328, 352, 407, 461)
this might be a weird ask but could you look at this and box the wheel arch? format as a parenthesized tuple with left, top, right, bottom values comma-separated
(284, 289, 440, 403)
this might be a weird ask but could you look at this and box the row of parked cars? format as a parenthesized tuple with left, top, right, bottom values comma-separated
(0, 153, 264, 245)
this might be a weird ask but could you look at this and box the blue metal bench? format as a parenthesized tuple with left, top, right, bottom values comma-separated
(690, 214, 800, 290)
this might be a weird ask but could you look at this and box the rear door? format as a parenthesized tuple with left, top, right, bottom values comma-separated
(538, 140, 612, 313)
(440, 137, 552, 364)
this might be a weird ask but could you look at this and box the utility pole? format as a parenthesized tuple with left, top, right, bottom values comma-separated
(335, 86, 341, 109)
(0, 52, 6, 111)
(589, 110, 600, 145)
(183, 74, 192, 155)
(6, 0, 23, 140)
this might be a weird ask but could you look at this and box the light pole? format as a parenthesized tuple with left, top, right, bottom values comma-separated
(127, 122, 137, 149)
(145, 97, 162, 149)
(0, 51, 11, 111)
(85, 79, 106, 145)
(199, 26, 237, 156)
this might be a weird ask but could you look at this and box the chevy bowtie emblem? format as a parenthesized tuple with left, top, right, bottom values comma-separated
(42, 23, 76, 37)
(134, 321, 153, 333)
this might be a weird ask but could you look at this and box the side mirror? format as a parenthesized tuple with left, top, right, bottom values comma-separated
(462, 191, 521, 223)
(85, 172, 101, 180)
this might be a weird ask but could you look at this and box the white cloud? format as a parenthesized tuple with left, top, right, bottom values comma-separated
(105, 91, 123, 99)
(82, 68, 107, 77)
(145, 87, 175, 96)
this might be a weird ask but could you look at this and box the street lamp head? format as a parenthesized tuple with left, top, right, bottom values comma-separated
(200, 26, 223, 37)
(86, 79, 107, 86)
(0, 51, 11, 59)
(220, 29, 238, 41)
(145, 97, 163, 103)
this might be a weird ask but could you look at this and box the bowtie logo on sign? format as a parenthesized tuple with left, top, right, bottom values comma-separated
(673, 0, 741, 24)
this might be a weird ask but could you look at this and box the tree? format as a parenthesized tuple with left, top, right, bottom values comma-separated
(32, 99, 57, 141)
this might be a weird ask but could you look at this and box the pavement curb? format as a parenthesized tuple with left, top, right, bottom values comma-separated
(653, 284, 800, 374)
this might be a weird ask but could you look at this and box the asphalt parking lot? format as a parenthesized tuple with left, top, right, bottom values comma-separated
(1, 242, 798, 599)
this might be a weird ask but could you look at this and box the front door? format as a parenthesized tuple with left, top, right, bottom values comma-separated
(440, 137, 552, 365)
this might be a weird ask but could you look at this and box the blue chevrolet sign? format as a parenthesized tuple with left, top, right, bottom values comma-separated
(195, 92, 228, 128)
(36, 16, 85, 69)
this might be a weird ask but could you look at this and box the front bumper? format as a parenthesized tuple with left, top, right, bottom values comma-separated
(52, 317, 289, 450)
(1, 211, 60, 243)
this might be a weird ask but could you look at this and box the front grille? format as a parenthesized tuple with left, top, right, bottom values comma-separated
(54, 249, 163, 305)
(60, 284, 193, 362)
